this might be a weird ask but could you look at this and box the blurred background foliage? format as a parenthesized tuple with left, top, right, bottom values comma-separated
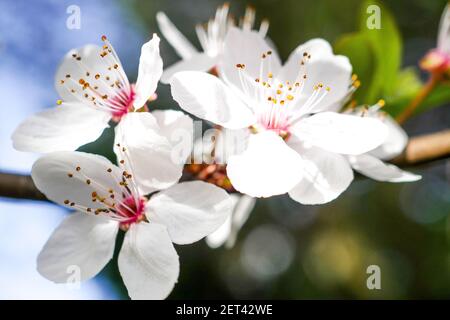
(1, 0, 449, 299)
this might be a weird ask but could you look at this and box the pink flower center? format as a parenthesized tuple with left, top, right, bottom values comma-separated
(110, 85, 137, 121)
(117, 196, 146, 230)
(235, 51, 335, 141)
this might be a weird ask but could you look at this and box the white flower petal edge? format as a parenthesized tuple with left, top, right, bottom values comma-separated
(226, 131, 304, 198)
(32, 151, 124, 208)
(12, 102, 110, 153)
(369, 113, 408, 160)
(170, 71, 256, 129)
(133, 34, 164, 109)
(151, 109, 194, 143)
(220, 27, 282, 96)
(438, 3, 450, 54)
(206, 194, 256, 249)
(118, 222, 179, 300)
(37, 212, 118, 283)
(54, 44, 115, 103)
(147, 181, 232, 245)
(160, 53, 217, 84)
(156, 12, 199, 60)
(348, 154, 421, 182)
(114, 112, 184, 193)
(292, 112, 388, 155)
(151, 109, 194, 165)
(287, 144, 354, 205)
(279, 39, 352, 113)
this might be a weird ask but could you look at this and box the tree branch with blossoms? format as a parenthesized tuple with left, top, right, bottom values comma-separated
(1, 129, 449, 202)
(2, 0, 450, 300)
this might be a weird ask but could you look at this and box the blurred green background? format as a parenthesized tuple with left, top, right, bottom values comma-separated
(88, 0, 449, 299)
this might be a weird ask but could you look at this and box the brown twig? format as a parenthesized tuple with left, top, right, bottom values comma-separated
(0, 172, 46, 201)
(0, 130, 449, 202)
(390, 129, 450, 166)
(396, 74, 440, 124)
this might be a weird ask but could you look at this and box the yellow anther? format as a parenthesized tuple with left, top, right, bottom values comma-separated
(287, 94, 294, 101)
(351, 74, 358, 81)
(377, 99, 385, 107)
(56, 99, 62, 105)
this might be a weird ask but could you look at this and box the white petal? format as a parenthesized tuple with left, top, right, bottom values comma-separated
(287, 143, 353, 205)
(227, 131, 303, 198)
(438, 4, 450, 53)
(152, 109, 194, 165)
(369, 114, 408, 160)
(295, 57, 352, 113)
(32, 151, 125, 210)
(226, 194, 256, 248)
(349, 154, 421, 182)
(280, 39, 352, 113)
(205, 215, 232, 249)
(280, 39, 334, 82)
(118, 222, 179, 300)
(220, 27, 281, 92)
(55, 44, 130, 105)
(170, 71, 256, 129)
(206, 193, 241, 249)
(156, 11, 198, 60)
(293, 112, 388, 155)
(12, 103, 110, 153)
(146, 181, 232, 245)
(114, 112, 184, 193)
(160, 53, 217, 84)
(37, 212, 118, 283)
(133, 34, 163, 109)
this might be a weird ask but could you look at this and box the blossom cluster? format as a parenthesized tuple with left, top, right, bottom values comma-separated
(11, 3, 437, 299)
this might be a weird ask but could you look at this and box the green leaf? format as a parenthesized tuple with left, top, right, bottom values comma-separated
(360, 0, 402, 100)
(334, 32, 375, 104)
(334, 0, 403, 105)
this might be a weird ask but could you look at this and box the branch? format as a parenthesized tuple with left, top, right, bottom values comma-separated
(395, 74, 440, 125)
(0, 130, 449, 202)
(0, 172, 46, 201)
(390, 129, 450, 166)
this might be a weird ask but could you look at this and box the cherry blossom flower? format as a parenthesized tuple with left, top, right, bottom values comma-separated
(346, 103, 421, 182)
(170, 27, 388, 204)
(31, 109, 232, 300)
(157, 3, 268, 83)
(12, 34, 163, 153)
(420, 4, 450, 74)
